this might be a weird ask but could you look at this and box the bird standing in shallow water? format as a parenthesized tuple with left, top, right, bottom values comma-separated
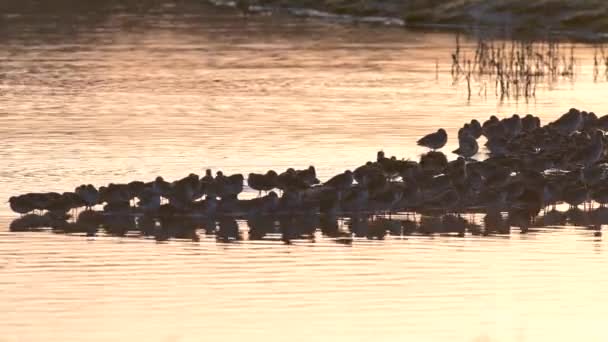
(248, 170, 278, 196)
(453, 134, 478, 159)
(417, 128, 447, 151)
(295, 166, 320, 186)
(75, 184, 99, 209)
(8, 196, 34, 215)
(324, 170, 354, 192)
(550, 108, 582, 134)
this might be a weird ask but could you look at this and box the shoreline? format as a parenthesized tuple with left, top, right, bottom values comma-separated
(209, 0, 608, 42)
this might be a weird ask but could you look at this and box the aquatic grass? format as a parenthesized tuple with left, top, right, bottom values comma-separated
(593, 44, 608, 82)
(451, 35, 581, 101)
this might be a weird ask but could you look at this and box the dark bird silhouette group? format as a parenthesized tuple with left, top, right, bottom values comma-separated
(9, 107, 608, 238)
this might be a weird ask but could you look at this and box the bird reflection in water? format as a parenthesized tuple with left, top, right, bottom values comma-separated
(9, 206, 606, 244)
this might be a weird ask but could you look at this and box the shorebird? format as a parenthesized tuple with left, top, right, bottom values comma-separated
(354, 162, 386, 189)
(550, 108, 582, 134)
(419, 151, 448, 174)
(582, 163, 608, 186)
(502, 114, 522, 139)
(201, 169, 214, 184)
(8, 196, 34, 215)
(581, 111, 599, 131)
(469, 119, 482, 138)
(248, 170, 279, 196)
(43, 192, 84, 215)
(324, 170, 354, 192)
(510, 188, 543, 221)
(376, 154, 417, 181)
(453, 134, 478, 159)
(279, 190, 303, 213)
(580, 130, 605, 166)
(75, 184, 99, 209)
(100, 183, 131, 205)
(295, 166, 320, 186)
(340, 185, 369, 212)
(242, 191, 280, 215)
(595, 114, 608, 131)
(136, 188, 161, 212)
(151, 176, 172, 198)
(482, 115, 500, 137)
(417, 128, 447, 150)
(8, 193, 59, 214)
(458, 124, 474, 140)
(169, 175, 200, 209)
(277, 168, 310, 192)
(522, 114, 541, 132)
(369, 183, 403, 213)
(192, 196, 218, 216)
(485, 137, 508, 156)
(483, 121, 506, 141)
(215, 172, 244, 200)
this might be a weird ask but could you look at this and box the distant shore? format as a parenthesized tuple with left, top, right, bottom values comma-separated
(1, 0, 607, 41)
(210, 0, 608, 41)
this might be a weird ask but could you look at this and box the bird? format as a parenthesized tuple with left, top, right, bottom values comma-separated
(550, 108, 582, 134)
(150, 176, 172, 199)
(469, 119, 482, 138)
(215, 172, 244, 200)
(99, 183, 131, 205)
(295, 166, 320, 186)
(248, 170, 279, 196)
(127, 181, 146, 199)
(169, 176, 199, 209)
(419, 151, 448, 174)
(277, 168, 310, 193)
(482, 115, 500, 137)
(240, 191, 279, 215)
(136, 188, 161, 212)
(44, 192, 84, 215)
(201, 169, 214, 184)
(485, 137, 508, 156)
(191, 197, 218, 216)
(354, 162, 386, 189)
(8, 196, 34, 215)
(522, 114, 541, 132)
(595, 114, 608, 131)
(340, 185, 369, 212)
(75, 184, 99, 208)
(453, 134, 478, 159)
(324, 170, 354, 192)
(417, 128, 447, 150)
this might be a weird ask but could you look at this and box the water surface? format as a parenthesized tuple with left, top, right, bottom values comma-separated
(1, 4, 608, 342)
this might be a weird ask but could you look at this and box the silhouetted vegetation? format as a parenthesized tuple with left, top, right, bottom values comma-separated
(593, 45, 608, 82)
(451, 35, 582, 101)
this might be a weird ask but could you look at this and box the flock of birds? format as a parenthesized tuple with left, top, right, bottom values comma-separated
(8, 108, 608, 239)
